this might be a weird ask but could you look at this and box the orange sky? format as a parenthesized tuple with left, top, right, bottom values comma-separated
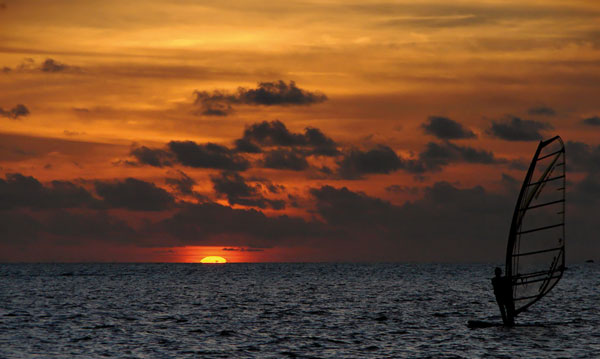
(1, 0, 599, 262)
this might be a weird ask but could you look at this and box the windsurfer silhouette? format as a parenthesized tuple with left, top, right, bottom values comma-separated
(492, 267, 515, 326)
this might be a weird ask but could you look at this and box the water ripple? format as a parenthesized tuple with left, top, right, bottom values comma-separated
(0, 263, 598, 358)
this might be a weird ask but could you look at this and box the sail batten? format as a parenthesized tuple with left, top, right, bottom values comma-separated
(517, 223, 564, 235)
(519, 199, 564, 211)
(526, 175, 565, 187)
(512, 246, 563, 257)
(506, 136, 565, 316)
(536, 149, 564, 161)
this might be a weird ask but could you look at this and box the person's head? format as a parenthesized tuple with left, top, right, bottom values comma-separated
(494, 267, 502, 277)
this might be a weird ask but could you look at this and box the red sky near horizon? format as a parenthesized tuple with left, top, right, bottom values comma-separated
(1, 0, 600, 263)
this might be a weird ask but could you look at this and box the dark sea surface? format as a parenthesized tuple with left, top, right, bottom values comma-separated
(1, 263, 598, 358)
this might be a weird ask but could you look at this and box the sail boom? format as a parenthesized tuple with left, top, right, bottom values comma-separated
(514, 294, 545, 301)
(514, 274, 562, 286)
(514, 269, 560, 280)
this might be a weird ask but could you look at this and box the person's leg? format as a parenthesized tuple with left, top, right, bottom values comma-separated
(497, 300, 507, 325)
(506, 302, 515, 326)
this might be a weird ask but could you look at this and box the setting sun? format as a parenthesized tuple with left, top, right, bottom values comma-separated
(200, 256, 227, 264)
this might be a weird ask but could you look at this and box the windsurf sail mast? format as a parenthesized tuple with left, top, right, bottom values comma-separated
(506, 136, 565, 316)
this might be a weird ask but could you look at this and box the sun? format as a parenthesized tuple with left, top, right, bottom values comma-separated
(200, 256, 227, 264)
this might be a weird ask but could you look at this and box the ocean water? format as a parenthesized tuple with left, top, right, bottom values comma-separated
(1, 263, 598, 358)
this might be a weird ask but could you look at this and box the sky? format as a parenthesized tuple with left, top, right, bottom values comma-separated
(1, 0, 599, 263)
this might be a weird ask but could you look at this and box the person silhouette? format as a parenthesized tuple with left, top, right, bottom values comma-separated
(492, 267, 515, 326)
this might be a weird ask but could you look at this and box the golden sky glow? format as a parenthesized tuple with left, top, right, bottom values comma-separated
(1, 0, 600, 262)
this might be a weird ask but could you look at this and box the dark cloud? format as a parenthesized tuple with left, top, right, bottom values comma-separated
(416, 141, 500, 172)
(508, 159, 529, 171)
(0, 173, 97, 210)
(0, 104, 29, 119)
(193, 90, 234, 116)
(193, 81, 327, 116)
(211, 172, 254, 200)
(501, 173, 520, 188)
(211, 171, 285, 209)
(128, 181, 522, 260)
(264, 181, 285, 194)
(385, 185, 419, 195)
(310, 185, 394, 226)
(240, 120, 305, 146)
(5, 58, 78, 73)
(318, 166, 333, 175)
(528, 105, 556, 116)
(303, 127, 339, 156)
(421, 116, 476, 140)
(131, 121, 337, 171)
(234, 138, 262, 153)
(312, 182, 506, 228)
(130, 146, 173, 167)
(333, 142, 496, 178)
(582, 116, 600, 126)
(222, 247, 264, 252)
(337, 145, 402, 179)
(488, 116, 552, 141)
(262, 149, 309, 171)
(571, 174, 600, 206)
(112, 159, 140, 167)
(45, 210, 136, 242)
(0, 211, 41, 243)
(40, 58, 72, 73)
(236, 80, 327, 106)
(246, 176, 286, 194)
(287, 194, 301, 208)
(566, 141, 600, 173)
(167, 141, 250, 171)
(47, 180, 99, 208)
(310, 182, 513, 261)
(151, 202, 326, 247)
(238, 120, 338, 156)
(0, 173, 181, 212)
(95, 178, 174, 211)
(567, 174, 600, 258)
(0, 208, 136, 246)
(165, 170, 196, 196)
(1, 168, 597, 261)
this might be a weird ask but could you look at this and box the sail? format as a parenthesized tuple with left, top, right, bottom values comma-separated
(506, 136, 565, 315)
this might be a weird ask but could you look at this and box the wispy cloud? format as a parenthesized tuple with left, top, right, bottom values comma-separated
(0, 104, 29, 120)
